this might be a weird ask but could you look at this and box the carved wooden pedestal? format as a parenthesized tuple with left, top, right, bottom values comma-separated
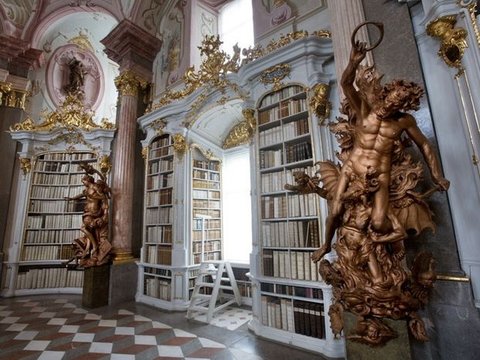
(344, 311, 412, 360)
(82, 263, 110, 308)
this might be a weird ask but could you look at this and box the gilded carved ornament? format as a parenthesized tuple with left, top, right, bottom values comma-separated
(151, 119, 167, 135)
(150, 30, 331, 113)
(172, 134, 188, 157)
(115, 70, 148, 97)
(98, 155, 112, 176)
(68, 31, 94, 52)
(141, 146, 148, 160)
(0, 81, 28, 110)
(260, 63, 291, 91)
(426, 15, 468, 73)
(309, 83, 331, 124)
(19, 157, 31, 176)
(190, 143, 221, 163)
(222, 108, 256, 149)
(9, 93, 114, 132)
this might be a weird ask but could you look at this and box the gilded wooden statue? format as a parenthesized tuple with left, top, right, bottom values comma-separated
(285, 22, 449, 346)
(65, 162, 112, 267)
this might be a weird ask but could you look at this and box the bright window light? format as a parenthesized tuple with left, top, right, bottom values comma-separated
(223, 149, 252, 263)
(218, 0, 254, 56)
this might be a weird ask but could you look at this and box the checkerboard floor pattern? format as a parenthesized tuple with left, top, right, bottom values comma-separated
(189, 306, 252, 331)
(0, 297, 226, 359)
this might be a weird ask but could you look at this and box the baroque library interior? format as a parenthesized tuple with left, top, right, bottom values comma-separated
(1, 1, 480, 359)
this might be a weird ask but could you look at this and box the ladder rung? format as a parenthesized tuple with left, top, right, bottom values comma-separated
(195, 282, 214, 287)
(189, 305, 209, 312)
(192, 294, 211, 299)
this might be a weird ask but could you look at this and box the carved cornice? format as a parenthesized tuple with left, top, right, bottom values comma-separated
(114, 70, 148, 97)
(9, 93, 115, 132)
(0, 34, 43, 70)
(426, 15, 468, 73)
(223, 108, 256, 149)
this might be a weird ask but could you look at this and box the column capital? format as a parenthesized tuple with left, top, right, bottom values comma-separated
(101, 19, 162, 80)
(114, 70, 148, 97)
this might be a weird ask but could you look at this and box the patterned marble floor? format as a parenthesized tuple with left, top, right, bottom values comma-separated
(0, 295, 334, 360)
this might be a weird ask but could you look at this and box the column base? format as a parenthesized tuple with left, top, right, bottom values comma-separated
(344, 312, 412, 360)
(82, 264, 110, 308)
(109, 260, 138, 305)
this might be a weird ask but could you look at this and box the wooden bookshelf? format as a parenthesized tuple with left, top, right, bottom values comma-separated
(143, 133, 174, 267)
(254, 84, 326, 340)
(191, 156, 222, 265)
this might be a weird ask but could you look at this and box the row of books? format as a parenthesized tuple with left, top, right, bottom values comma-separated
(145, 207, 172, 225)
(192, 199, 219, 209)
(261, 219, 321, 248)
(144, 277, 171, 300)
(260, 283, 323, 300)
(262, 191, 319, 219)
(33, 173, 85, 185)
(27, 214, 82, 229)
(21, 245, 75, 261)
(192, 218, 221, 230)
(260, 296, 325, 339)
(193, 169, 220, 181)
(258, 118, 309, 148)
(260, 85, 304, 107)
(260, 166, 316, 193)
(146, 188, 172, 206)
(193, 209, 220, 219)
(36, 161, 71, 173)
(149, 146, 173, 159)
(192, 189, 220, 200)
(148, 159, 173, 174)
(193, 160, 220, 171)
(144, 245, 172, 265)
(259, 149, 283, 169)
(39, 152, 95, 161)
(285, 141, 312, 164)
(146, 173, 173, 190)
(192, 251, 221, 264)
(258, 98, 307, 125)
(263, 249, 320, 281)
(24, 229, 81, 244)
(151, 135, 171, 149)
(16, 267, 83, 289)
(145, 225, 173, 243)
(192, 239, 222, 253)
(192, 179, 220, 190)
(29, 200, 79, 213)
(144, 267, 172, 277)
(192, 229, 222, 241)
(31, 185, 84, 199)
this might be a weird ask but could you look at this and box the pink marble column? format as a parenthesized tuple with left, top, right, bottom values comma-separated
(110, 71, 143, 260)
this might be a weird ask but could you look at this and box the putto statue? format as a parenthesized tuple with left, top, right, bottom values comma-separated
(286, 22, 449, 346)
(65, 162, 112, 267)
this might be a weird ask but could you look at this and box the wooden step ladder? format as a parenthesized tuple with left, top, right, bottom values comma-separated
(186, 260, 242, 322)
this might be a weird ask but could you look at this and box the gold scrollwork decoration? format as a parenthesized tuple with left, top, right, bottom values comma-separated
(19, 157, 31, 176)
(309, 83, 331, 124)
(260, 64, 291, 91)
(0, 81, 12, 106)
(141, 146, 148, 160)
(98, 155, 112, 177)
(172, 134, 188, 157)
(10, 93, 115, 132)
(223, 108, 256, 149)
(115, 70, 148, 97)
(426, 15, 468, 73)
(190, 143, 221, 162)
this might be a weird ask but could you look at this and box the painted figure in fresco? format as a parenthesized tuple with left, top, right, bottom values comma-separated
(311, 39, 450, 263)
(285, 22, 450, 346)
(65, 162, 111, 267)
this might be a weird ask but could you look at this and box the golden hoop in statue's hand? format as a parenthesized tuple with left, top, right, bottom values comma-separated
(351, 21, 385, 51)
